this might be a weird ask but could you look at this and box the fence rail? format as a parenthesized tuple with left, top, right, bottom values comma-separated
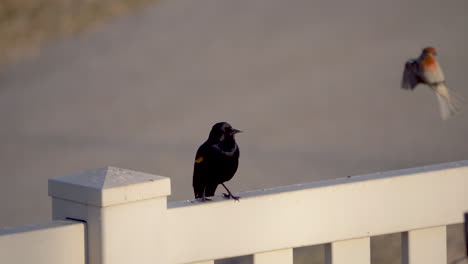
(1, 160, 467, 264)
(0, 220, 85, 264)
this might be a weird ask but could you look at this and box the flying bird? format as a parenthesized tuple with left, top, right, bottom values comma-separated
(402, 47, 463, 120)
(193, 122, 242, 201)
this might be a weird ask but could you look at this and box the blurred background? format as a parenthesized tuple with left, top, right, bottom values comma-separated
(0, 0, 467, 263)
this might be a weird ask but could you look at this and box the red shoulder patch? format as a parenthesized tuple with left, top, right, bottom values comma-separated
(195, 156, 204, 163)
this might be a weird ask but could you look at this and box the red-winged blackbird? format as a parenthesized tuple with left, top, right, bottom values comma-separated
(193, 122, 242, 201)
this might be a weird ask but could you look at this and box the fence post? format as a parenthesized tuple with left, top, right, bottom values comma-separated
(401, 226, 447, 264)
(48, 167, 171, 264)
(325, 237, 370, 264)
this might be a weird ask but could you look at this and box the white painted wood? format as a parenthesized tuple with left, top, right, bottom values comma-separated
(48, 166, 170, 207)
(167, 161, 468, 263)
(402, 226, 447, 264)
(325, 237, 370, 264)
(254, 248, 293, 264)
(49, 167, 171, 264)
(0, 161, 460, 264)
(0, 221, 85, 264)
(189, 261, 214, 264)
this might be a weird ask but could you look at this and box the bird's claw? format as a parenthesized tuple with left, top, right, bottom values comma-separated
(200, 196, 212, 202)
(223, 193, 240, 201)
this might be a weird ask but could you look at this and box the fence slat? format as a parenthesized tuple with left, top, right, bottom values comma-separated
(402, 225, 447, 264)
(189, 261, 214, 264)
(254, 248, 293, 264)
(325, 237, 370, 264)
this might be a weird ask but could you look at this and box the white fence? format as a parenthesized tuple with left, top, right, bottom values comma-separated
(1, 160, 467, 264)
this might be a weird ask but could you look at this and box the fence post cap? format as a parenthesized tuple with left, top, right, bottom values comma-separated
(48, 167, 171, 206)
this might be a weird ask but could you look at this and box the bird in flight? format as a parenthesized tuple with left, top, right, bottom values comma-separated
(193, 122, 242, 201)
(401, 47, 463, 120)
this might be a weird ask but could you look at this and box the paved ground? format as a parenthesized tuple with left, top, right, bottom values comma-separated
(0, 0, 467, 263)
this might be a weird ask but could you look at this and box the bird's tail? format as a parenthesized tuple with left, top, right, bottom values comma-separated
(434, 83, 465, 120)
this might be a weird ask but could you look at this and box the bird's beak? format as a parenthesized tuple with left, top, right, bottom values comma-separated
(231, 128, 242, 135)
(433, 52, 437, 56)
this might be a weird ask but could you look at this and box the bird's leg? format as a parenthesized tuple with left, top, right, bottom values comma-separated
(200, 189, 212, 202)
(221, 183, 240, 201)
(201, 194, 212, 201)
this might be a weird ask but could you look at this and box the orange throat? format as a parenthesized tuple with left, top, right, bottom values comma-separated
(421, 55, 438, 70)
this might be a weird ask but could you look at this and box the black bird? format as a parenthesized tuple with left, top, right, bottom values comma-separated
(193, 122, 242, 201)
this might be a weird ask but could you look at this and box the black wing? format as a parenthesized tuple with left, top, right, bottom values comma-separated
(401, 59, 422, 90)
(192, 143, 209, 198)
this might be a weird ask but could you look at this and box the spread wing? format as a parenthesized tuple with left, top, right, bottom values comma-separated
(401, 59, 422, 90)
